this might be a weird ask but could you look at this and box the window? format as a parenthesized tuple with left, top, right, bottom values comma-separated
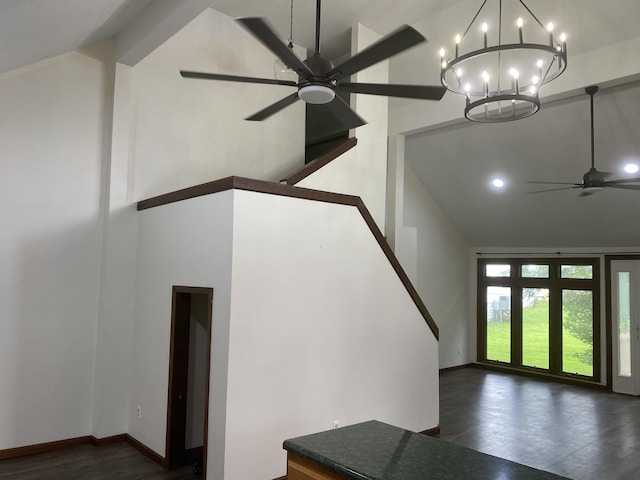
(478, 258, 600, 382)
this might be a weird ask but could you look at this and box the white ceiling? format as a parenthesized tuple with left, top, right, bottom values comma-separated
(1, 0, 639, 248)
(406, 82, 640, 248)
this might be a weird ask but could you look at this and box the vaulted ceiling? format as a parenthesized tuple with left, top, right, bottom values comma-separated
(2, 0, 639, 247)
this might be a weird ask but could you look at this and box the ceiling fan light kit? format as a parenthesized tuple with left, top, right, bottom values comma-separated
(180, 0, 446, 130)
(298, 85, 335, 104)
(440, 0, 567, 123)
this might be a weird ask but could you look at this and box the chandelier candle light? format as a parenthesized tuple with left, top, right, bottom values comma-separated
(440, 0, 567, 122)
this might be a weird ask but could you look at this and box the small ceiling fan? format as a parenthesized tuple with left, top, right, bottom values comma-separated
(180, 0, 446, 131)
(528, 86, 640, 195)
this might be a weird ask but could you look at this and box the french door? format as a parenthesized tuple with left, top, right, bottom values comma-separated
(610, 260, 640, 395)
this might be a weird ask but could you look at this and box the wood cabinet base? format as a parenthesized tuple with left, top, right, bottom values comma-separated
(287, 453, 349, 480)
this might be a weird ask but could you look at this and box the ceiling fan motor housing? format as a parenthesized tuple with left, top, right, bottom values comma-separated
(582, 167, 606, 191)
(298, 54, 337, 104)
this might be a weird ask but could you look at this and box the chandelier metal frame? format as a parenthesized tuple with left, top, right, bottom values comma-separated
(440, 0, 567, 122)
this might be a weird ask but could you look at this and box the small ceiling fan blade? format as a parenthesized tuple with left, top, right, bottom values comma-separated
(336, 82, 446, 100)
(604, 176, 640, 185)
(606, 184, 640, 191)
(528, 186, 581, 194)
(323, 95, 367, 131)
(245, 92, 300, 121)
(236, 17, 314, 79)
(527, 181, 582, 186)
(180, 71, 297, 87)
(328, 25, 425, 81)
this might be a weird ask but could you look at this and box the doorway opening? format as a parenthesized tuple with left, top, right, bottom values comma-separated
(165, 286, 213, 475)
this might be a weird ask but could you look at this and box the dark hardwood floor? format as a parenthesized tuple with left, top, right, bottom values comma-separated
(0, 442, 195, 479)
(438, 367, 640, 480)
(3, 368, 639, 479)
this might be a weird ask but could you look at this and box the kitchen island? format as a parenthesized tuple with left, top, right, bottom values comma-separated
(283, 420, 569, 479)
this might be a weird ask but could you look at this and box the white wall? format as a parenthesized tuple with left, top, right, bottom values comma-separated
(403, 164, 470, 369)
(131, 8, 306, 200)
(131, 191, 234, 480)
(387, 134, 470, 370)
(298, 24, 389, 232)
(0, 43, 112, 449)
(90, 61, 137, 439)
(223, 190, 439, 480)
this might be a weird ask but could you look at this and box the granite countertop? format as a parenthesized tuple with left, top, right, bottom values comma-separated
(283, 420, 570, 480)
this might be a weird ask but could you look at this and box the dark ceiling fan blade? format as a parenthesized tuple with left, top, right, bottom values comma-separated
(180, 70, 297, 87)
(606, 184, 640, 191)
(245, 92, 300, 121)
(604, 176, 640, 185)
(236, 17, 314, 79)
(527, 181, 582, 186)
(323, 95, 367, 131)
(336, 82, 446, 100)
(327, 25, 425, 81)
(528, 186, 581, 194)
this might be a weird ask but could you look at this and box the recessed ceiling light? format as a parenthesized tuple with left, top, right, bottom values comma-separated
(492, 178, 505, 188)
(624, 162, 639, 174)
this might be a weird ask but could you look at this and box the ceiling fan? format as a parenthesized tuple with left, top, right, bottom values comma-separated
(179, 0, 446, 131)
(528, 86, 640, 195)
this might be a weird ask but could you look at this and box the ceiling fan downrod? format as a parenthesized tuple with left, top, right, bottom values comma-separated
(315, 0, 322, 54)
(586, 85, 598, 170)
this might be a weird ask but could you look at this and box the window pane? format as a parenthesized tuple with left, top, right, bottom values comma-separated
(521, 264, 549, 278)
(561, 265, 593, 279)
(618, 272, 631, 377)
(486, 286, 511, 362)
(522, 288, 549, 369)
(486, 264, 510, 277)
(562, 289, 593, 376)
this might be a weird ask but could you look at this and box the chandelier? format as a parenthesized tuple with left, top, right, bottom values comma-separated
(439, 0, 567, 123)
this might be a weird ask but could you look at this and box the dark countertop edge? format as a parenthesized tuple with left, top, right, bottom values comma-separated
(284, 442, 370, 480)
(283, 421, 572, 480)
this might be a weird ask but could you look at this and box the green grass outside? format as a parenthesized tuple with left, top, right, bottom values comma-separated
(486, 300, 593, 376)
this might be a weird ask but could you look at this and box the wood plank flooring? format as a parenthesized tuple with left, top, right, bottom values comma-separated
(438, 367, 640, 480)
(2, 368, 639, 479)
(0, 442, 195, 479)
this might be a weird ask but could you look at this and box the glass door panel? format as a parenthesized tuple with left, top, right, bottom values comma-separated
(562, 289, 593, 377)
(611, 260, 640, 395)
(618, 272, 632, 377)
(522, 288, 549, 369)
(486, 286, 511, 363)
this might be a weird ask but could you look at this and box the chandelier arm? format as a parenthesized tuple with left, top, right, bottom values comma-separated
(462, 0, 489, 38)
(518, 0, 547, 31)
(541, 57, 556, 83)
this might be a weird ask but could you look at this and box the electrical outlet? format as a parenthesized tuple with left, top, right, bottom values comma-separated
(136, 405, 141, 419)
(333, 420, 340, 429)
